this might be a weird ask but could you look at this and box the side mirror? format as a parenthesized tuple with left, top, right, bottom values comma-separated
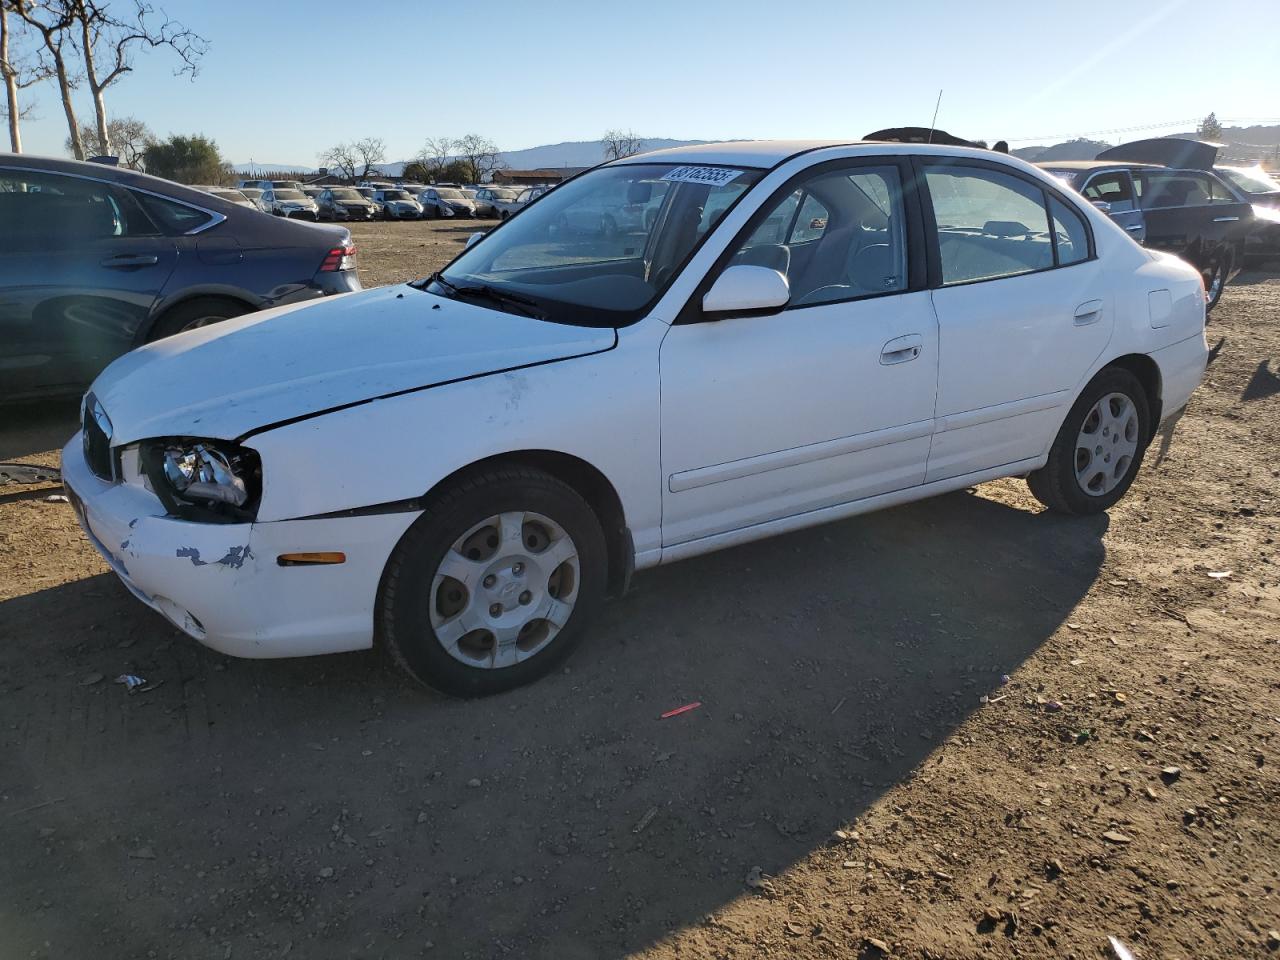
(702, 264, 790, 317)
(1091, 200, 1112, 214)
(465, 231, 485, 249)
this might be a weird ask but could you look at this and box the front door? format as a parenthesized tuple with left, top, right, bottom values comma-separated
(659, 160, 938, 546)
(1136, 169, 1252, 277)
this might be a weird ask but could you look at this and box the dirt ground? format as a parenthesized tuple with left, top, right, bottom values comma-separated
(2, 221, 1278, 960)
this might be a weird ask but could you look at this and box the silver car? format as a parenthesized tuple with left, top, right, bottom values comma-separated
(419, 186, 476, 219)
(372, 188, 424, 220)
(262, 187, 319, 220)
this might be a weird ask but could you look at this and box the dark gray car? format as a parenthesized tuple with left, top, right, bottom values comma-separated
(0, 154, 361, 400)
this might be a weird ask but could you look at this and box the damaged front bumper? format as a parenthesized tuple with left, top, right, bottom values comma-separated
(62, 434, 419, 659)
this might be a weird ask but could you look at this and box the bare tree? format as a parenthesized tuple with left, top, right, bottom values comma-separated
(414, 136, 455, 181)
(601, 128, 644, 162)
(318, 141, 357, 181)
(65, 113, 150, 165)
(352, 136, 386, 178)
(71, 0, 207, 157)
(11, 0, 83, 158)
(454, 133, 502, 183)
(1, 2, 53, 151)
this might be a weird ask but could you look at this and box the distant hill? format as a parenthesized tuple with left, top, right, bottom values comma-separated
(231, 138, 713, 178)
(1012, 139, 1112, 163)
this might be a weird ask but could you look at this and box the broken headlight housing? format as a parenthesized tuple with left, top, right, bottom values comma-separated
(140, 439, 262, 522)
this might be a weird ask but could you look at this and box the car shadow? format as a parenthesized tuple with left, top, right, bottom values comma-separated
(1242, 358, 1280, 402)
(0, 488, 1107, 958)
(0, 397, 80, 462)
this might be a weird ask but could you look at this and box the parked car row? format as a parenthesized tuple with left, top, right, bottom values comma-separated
(229, 177, 556, 222)
(1038, 139, 1280, 310)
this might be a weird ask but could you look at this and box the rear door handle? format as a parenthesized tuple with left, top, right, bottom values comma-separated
(1074, 299, 1103, 325)
(880, 333, 923, 365)
(1125, 224, 1144, 232)
(100, 253, 159, 268)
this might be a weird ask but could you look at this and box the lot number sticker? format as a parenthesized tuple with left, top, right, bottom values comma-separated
(661, 166, 742, 187)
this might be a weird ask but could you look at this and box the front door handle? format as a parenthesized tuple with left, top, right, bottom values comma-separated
(100, 253, 159, 268)
(880, 333, 923, 365)
(1212, 216, 1239, 223)
(1125, 224, 1144, 232)
(1074, 299, 1104, 325)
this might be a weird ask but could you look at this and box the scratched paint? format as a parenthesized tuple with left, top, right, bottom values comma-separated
(176, 547, 207, 566)
(215, 545, 253, 569)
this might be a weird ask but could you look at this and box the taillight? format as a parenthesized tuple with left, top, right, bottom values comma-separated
(319, 244, 356, 272)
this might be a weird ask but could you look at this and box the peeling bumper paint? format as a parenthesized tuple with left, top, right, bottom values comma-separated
(62, 435, 420, 659)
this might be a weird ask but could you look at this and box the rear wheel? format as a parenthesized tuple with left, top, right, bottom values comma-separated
(379, 465, 608, 697)
(147, 296, 250, 341)
(1205, 258, 1229, 312)
(1026, 367, 1151, 514)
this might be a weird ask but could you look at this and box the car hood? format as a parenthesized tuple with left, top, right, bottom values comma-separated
(91, 286, 617, 444)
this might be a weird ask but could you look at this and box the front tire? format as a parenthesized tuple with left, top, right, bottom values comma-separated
(1027, 367, 1151, 514)
(1204, 258, 1228, 313)
(379, 465, 608, 697)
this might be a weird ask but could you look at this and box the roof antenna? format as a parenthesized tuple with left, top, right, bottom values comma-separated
(927, 90, 943, 144)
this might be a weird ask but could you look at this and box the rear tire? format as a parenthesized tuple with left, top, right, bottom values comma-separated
(1204, 258, 1229, 313)
(147, 297, 250, 341)
(379, 465, 608, 697)
(1026, 367, 1151, 515)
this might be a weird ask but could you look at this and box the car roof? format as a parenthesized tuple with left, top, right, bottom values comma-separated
(615, 139, 1062, 171)
(0, 152, 245, 206)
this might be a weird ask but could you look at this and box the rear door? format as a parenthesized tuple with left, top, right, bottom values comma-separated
(0, 167, 178, 399)
(1135, 169, 1250, 276)
(921, 159, 1113, 481)
(1080, 168, 1146, 243)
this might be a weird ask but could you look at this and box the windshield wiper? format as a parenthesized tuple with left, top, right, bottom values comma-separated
(428, 273, 544, 318)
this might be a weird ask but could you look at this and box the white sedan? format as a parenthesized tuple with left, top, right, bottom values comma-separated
(64, 140, 1208, 696)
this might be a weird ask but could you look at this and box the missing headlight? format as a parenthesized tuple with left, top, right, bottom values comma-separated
(142, 439, 262, 522)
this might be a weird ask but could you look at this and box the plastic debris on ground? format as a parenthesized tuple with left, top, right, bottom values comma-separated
(660, 701, 702, 719)
(114, 674, 162, 694)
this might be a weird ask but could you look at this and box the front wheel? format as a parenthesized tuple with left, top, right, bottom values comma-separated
(379, 465, 608, 696)
(1026, 367, 1151, 514)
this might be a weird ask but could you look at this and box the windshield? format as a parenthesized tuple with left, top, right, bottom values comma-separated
(494, 190, 517, 199)
(240, 188, 262, 198)
(435, 188, 463, 199)
(1219, 167, 1280, 195)
(429, 162, 764, 327)
(1044, 168, 1082, 186)
(214, 190, 248, 202)
(331, 189, 362, 201)
(274, 189, 306, 200)
(382, 190, 412, 201)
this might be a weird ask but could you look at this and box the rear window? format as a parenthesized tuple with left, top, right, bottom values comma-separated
(134, 191, 216, 233)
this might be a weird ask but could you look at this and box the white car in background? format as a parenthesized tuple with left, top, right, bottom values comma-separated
(237, 186, 267, 212)
(372, 188, 424, 220)
(192, 185, 259, 210)
(492, 184, 551, 220)
(64, 140, 1207, 698)
(260, 187, 318, 220)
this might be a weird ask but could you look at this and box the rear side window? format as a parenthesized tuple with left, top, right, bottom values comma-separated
(924, 164, 1090, 285)
(1082, 171, 1135, 212)
(133, 191, 215, 234)
(1139, 172, 1214, 210)
(1049, 196, 1089, 266)
(0, 168, 141, 250)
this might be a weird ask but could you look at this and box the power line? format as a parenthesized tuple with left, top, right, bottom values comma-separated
(1001, 116, 1280, 145)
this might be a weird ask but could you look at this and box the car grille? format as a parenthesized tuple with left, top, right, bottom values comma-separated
(82, 393, 114, 481)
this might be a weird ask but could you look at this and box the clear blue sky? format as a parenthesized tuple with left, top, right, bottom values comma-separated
(9, 0, 1279, 164)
